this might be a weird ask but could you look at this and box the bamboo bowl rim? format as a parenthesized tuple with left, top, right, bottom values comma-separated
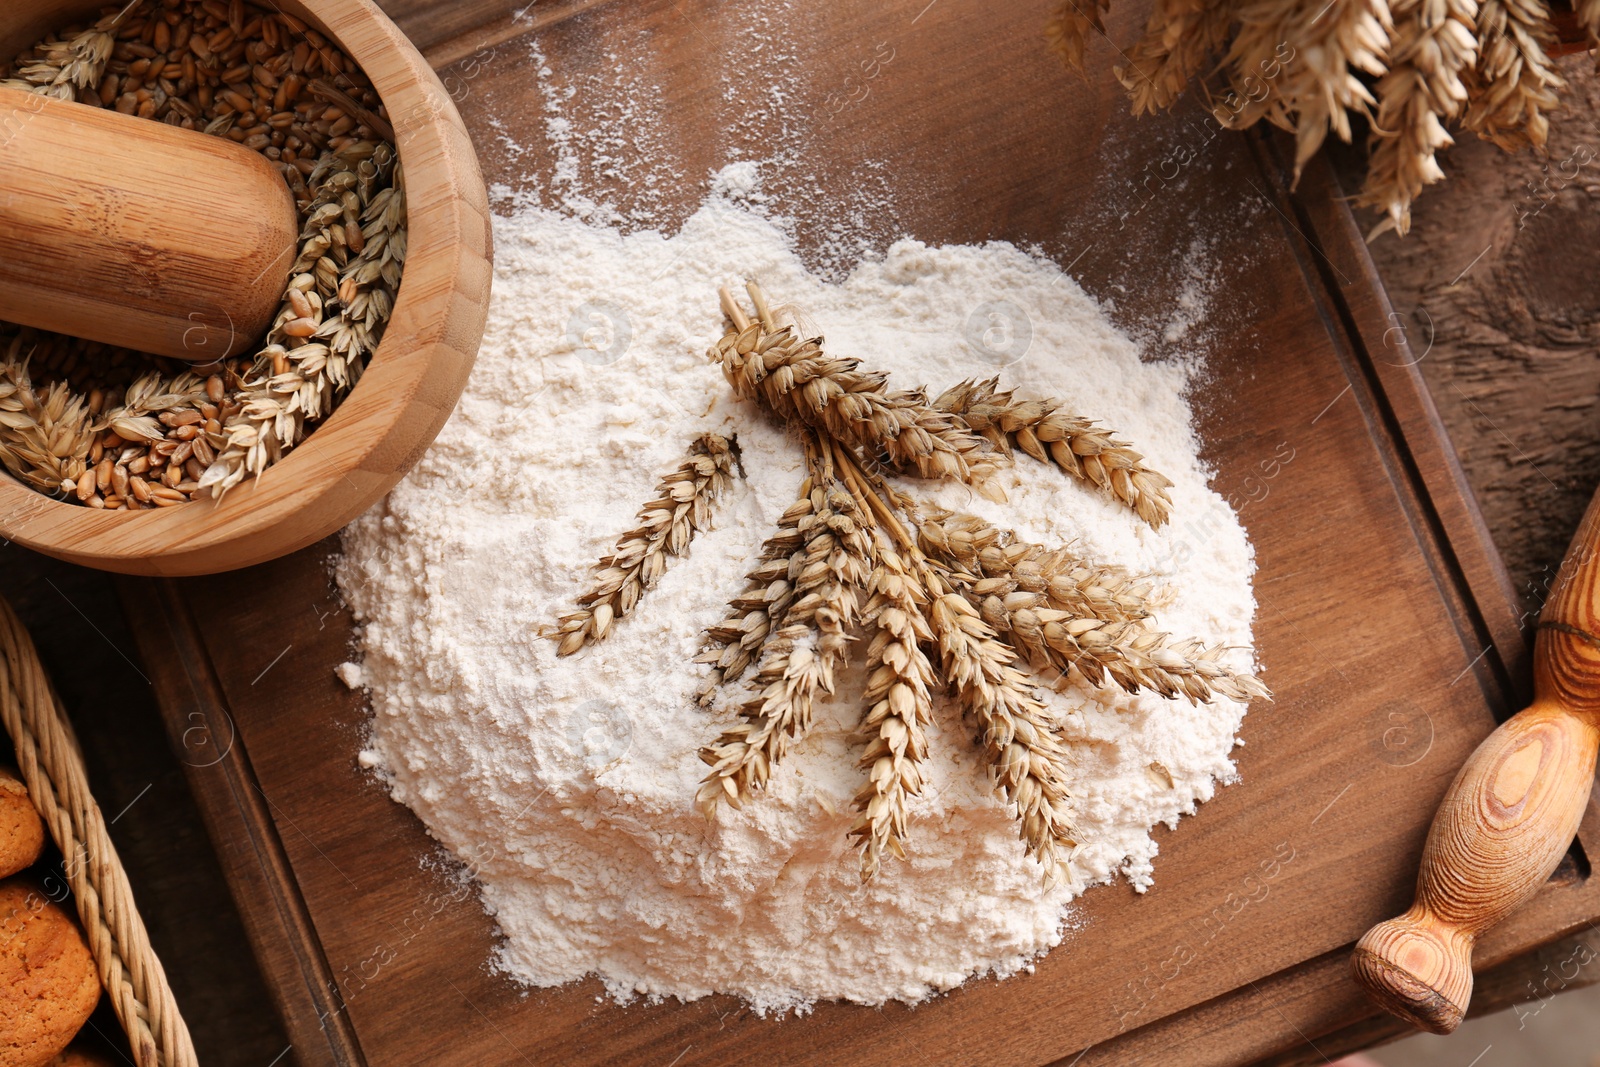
(0, 0, 492, 576)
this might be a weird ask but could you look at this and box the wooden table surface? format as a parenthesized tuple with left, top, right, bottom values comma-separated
(0, 3, 1596, 1067)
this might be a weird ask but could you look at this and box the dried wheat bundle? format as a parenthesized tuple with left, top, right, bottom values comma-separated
(1464, 0, 1563, 151)
(550, 432, 737, 656)
(711, 286, 1002, 493)
(1051, 0, 1586, 236)
(551, 283, 1268, 882)
(933, 378, 1173, 527)
(0, 0, 404, 506)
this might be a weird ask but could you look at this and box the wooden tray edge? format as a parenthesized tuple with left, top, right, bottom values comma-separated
(116, 576, 364, 1067)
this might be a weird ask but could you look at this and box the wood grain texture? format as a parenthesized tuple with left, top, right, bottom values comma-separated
(0, 84, 297, 361)
(1353, 482, 1600, 1033)
(123, 0, 1600, 1063)
(0, 0, 492, 577)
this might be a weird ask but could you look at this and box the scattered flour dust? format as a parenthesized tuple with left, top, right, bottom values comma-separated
(334, 166, 1260, 1014)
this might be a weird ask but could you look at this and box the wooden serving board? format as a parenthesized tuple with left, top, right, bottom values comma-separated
(115, 0, 1600, 1064)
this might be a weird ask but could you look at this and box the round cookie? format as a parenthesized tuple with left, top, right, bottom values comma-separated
(0, 879, 100, 1067)
(0, 768, 44, 879)
(50, 1048, 116, 1067)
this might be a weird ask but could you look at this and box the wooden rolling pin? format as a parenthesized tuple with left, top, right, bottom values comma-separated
(0, 85, 297, 362)
(1352, 484, 1600, 1033)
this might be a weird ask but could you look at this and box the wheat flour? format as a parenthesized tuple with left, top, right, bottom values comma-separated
(334, 166, 1259, 1013)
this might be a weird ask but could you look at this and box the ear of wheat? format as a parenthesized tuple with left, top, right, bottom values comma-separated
(1046, 0, 1113, 72)
(1464, 0, 1563, 151)
(848, 531, 937, 882)
(713, 284, 1003, 495)
(1225, 0, 1393, 179)
(549, 432, 737, 656)
(933, 378, 1173, 527)
(553, 282, 1267, 882)
(1118, 0, 1238, 115)
(1358, 0, 1481, 237)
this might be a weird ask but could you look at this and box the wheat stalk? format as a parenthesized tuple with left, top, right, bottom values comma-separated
(933, 377, 1173, 527)
(697, 435, 874, 816)
(1118, 0, 1237, 114)
(713, 283, 1002, 494)
(1463, 0, 1563, 151)
(1357, 0, 1480, 237)
(550, 433, 736, 656)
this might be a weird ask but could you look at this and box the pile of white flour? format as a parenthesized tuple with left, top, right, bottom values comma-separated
(334, 167, 1259, 1013)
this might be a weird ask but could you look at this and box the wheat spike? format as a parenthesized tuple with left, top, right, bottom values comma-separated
(712, 283, 1002, 494)
(695, 482, 816, 692)
(918, 513, 1154, 623)
(1357, 0, 1480, 238)
(1225, 0, 1393, 180)
(1578, 0, 1600, 37)
(202, 148, 406, 498)
(1046, 0, 1112, 73)
(933, 378, 1173, 527)
(0, 357, 96, 495)
(922, 564, 1079, 878)
(697, 439, 875, 815)
(848, 534, 937, 882)
(1463, 0, 1563, 151)
(1117, 0, 1236, 115)
(550, 433, 737, 656)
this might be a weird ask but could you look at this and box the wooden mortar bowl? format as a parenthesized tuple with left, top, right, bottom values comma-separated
(0, 0, 492, 575)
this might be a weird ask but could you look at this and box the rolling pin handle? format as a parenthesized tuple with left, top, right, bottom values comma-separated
(1351, 701, 1600, 1033)
(1353, 481, 1600, 1033)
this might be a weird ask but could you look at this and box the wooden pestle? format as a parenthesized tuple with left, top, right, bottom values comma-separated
(1352, 485, 1600, 1033)
(0, 84, 297, 362)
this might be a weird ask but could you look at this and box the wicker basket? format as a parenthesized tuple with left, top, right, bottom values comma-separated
(0, 595, 197, 1067)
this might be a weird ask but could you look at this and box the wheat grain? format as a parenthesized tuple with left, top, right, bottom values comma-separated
(1464, 0, 1562, 151)
(550, 433, 736, 656)
(1357, 0, 1480, 237)
(848, 532, 936, 882)
(713, 283, 1002, 494)
(932, 378, 1173, 527)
